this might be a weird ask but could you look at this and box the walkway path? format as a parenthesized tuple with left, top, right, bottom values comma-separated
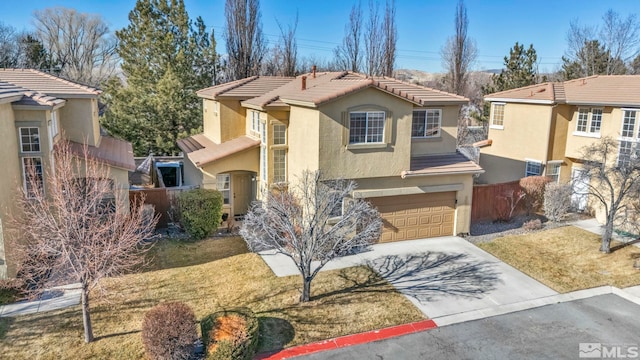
(0, 283, 81, 317)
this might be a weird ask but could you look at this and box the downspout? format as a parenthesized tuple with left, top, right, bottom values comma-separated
(544, 103, 559, 169)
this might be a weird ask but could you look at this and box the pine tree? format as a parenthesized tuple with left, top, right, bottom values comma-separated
(562, 40, 625, 80)
(102, 0, 220, 156)
(486, 42, 539, 94)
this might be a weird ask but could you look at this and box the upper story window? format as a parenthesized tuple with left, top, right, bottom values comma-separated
(251, 111, 260, 133)
(575, 108, 603, 136)
(618, 109, 640, 168)
(412, 109, 442, 138)
(273, 123, 286, 145)
(19, 127, 41, 153)
(491, 103, 505, 129)
(525, 160, 542, 177)
(349, 111, 385, 144)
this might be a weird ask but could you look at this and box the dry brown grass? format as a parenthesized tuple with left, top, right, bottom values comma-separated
(145, 236, 249, 271)
(0, 237, 423, 359)
(479, 226, 640, 293)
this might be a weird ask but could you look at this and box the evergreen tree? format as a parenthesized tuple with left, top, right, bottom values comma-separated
(562, 40, 625, 80)
(102, 0, 220, 156)
(485, 42, 539, 94)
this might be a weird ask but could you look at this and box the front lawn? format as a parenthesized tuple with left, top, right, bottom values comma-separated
(478, 226, 640, 292)
(0, 237, 423, 359)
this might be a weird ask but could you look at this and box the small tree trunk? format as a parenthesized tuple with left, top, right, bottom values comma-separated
(81, 284, 94, 343)
(600, 221, 613, 253)
(300, 276, 311, 302)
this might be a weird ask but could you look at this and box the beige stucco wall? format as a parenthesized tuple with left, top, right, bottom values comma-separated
(410, 105, 461, 156)
(199, 147, 259, 188)
(203, 99, 247, 144)
(288, 105, 320, 177)
(355, 174, 475, 235)
(316, 87, 412, 180)
(479, 103, 553, 184)
(0, 103, 22, 278)
(59, 98, 99, 146)
(564, 106, 621, 160)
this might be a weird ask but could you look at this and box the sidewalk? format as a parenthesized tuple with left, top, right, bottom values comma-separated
(570, 218, 640, 245)
(0, 283, 81, 317)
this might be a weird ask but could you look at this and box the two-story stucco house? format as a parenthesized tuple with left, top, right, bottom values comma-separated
(178, 70, 483, 243)
(479, 75, 640, 213)
(0, 69, 136, 278)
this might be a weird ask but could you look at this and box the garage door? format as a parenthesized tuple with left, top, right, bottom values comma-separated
(369, 192, 455, 242)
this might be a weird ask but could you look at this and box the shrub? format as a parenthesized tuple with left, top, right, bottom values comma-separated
(178, 189, 223, 240)
(142, 302, 198, 360)
(0, 278, 25, 305)
(544, 182, 572, 222)
(201, 308, 259, 360)
(519, 176, 552, 215)
(522, 219, 543, 231)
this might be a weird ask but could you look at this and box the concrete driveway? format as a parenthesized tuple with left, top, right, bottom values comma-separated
(259, 236, 557, 319)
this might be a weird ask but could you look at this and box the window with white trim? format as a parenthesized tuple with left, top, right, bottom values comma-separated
(574, 108, 603, 135)
(22, 157, 43, 198)
(19, 127, 41, 153)
(251, 111, 260, 132)
(546, 162, 561, 183)
(618, 109, 640, 168)
(525, 160, 542, 177)
(273, 123, 286, 145)
(217, 174, 230, 205)
(349, 111, 385, 144)
(412, 109, 442, 138)
(491, 103, 505, 128)
(273, 149, 286, 183)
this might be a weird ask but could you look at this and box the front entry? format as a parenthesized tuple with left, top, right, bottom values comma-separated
(231, 172, 253, 216)
(369, 192, 456, 242)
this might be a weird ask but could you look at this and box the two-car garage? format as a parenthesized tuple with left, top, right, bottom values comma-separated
(368, 192, 456, 242)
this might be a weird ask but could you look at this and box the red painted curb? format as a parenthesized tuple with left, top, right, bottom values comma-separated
(254, 319, 437, 360)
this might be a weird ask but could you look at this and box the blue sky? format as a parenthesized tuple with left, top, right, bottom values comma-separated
(2, 0, 640, 73)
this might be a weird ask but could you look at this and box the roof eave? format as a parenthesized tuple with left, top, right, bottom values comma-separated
(191, 144, 259, 167)
(0, 94, 25, 104)
(484, 97, 556, 105)
(400, 169, 485, 179)
(279, 98, 318, 108)
(567, 101, 640, 107)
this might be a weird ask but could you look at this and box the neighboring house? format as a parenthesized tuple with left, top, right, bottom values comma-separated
(0, 69, 136, 278)
(178, 70, 483, 243)
(479, 75, 640, 213)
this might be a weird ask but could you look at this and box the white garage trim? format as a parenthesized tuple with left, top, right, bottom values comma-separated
(353, 183, 464, 199)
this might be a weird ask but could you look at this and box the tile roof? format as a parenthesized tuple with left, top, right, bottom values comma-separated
(401, 152, 484, 178)
(14, 91, 66, 107)
(223, 72, 468, 110)
(485, 75, 640, 106)
(177, 134, 259, 167)
(68, 136, 136, 171)
(197, 76, 294, 100)
(0, 81, 25, 103)
(0, 69, 101, 97)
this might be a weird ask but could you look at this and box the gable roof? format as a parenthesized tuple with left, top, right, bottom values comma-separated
(485, 75, 640, 107)
(0, 81, 25, 104)
(207, 72, 468, 110)
(177, 134, 259, 167)
(68, 136, 136, 171)
(0, 69, 101, 98)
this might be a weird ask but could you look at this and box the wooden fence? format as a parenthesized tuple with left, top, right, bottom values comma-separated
(130, 186, 195, 228)
(471, 180, 528, 223)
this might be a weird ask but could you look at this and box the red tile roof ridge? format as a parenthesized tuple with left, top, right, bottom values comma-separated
(312, 79, 374, 105)
(485, 81, 557, 98)
(374, 76, 469, 101)
(0, 68, 102, 94)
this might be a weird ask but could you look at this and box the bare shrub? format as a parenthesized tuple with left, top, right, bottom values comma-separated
(522, 219, 543, 231)
(495, 189, 526, 222)
(519, 176, 551, 215)
(141, 302, 197, 360)
(543, 182, 572, 222)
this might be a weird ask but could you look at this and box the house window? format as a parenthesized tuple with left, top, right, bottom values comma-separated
(273, 124, 286, 145)
(621, 109, 637, 138)
(618, 109, 640, 168)
(575, 108, 602, 135)
(412, 109, 442, 138)
(273, 149, 286, 183)
(349, 111, 385, 144)
(22, 157, 44, 197)
(217, 174, 230, 205)
(546, 162, 561, 183)
(491, 103, 505, 128)
(19, 127, 41, 153)
(525, 160, 542, 177)
(261, 145, 267, 182)
(251, 111, 260, 134)
(617, 140, 640, 168)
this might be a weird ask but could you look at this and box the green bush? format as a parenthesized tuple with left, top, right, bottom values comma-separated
(178, 189, 223, 240)
(141, 301, 198, 360)
(0, 279, 25, 305)
(201, 308, 259, 360)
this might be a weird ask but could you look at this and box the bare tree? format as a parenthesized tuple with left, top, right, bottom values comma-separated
(334, 2, 363, 72)
(576, 137, 640, 253)
(381, 0, 397, 77)
(33, 7, 118, 85)
(0, 22, 20, 68)
(10, 141, 157, 343)
(600, 10, 640, 74)
(277, 14, 299, 77)
(224, 0, 267, 80)
(441, 0, 477, 96)
(543, 183, 572, 222)
(240, 170, 382, 302)
(364, 1, 383, 76)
